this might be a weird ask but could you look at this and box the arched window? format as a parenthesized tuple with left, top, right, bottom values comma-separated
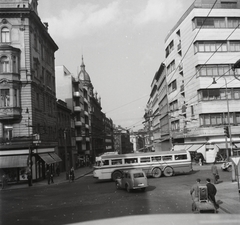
(1, 27, 10, 42)
(0, 56, 10, 73)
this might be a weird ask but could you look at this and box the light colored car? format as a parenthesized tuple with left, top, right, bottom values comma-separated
(115, 169, 148, 192)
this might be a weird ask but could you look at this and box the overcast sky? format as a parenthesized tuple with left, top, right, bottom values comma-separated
(38, 0, 194, 131)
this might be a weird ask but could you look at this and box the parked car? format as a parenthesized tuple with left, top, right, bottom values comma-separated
(221, 161, 232, 171)
(115, 169, 148, 192)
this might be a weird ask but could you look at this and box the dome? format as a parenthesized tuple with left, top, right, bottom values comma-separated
(78, 56, 91, 83)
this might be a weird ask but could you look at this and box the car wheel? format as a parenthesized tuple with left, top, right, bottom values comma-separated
(112, 171, 122, 181)
(152, 167, 162, 178)
(163, 167, 174, 177)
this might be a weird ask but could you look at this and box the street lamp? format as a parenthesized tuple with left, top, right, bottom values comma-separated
(212, 76, 232, 162)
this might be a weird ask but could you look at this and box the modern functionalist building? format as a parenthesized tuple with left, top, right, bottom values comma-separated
(144, 63, 170, 152)
(163, 0, 240, 162)
(0, 0, 60, 182)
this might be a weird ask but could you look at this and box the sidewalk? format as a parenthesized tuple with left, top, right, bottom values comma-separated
(1, 166, 94, 191)
(192, 163, 240, 214)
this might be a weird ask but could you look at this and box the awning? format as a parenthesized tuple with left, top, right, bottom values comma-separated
(216, 143, 229, 149)
(39, 153, 56, 164)
(187, 144, 205, 152)
(49, 153, 62, 162)
(0, 155, 28, 168)
(174, 144, 192, 151)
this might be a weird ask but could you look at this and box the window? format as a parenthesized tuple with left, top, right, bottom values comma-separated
(140, 157, 150, 163)
(133, 173, 144, 178)
(200, 112, 239, 126)
(227, 17, 240, 28)
(193, 17, 226, 28)
(168, 80, 177, 93)
(0, 56, 10, 73)
(175, 154, 187, 160)
(169, 100, 178, 111)
(162, 155, 172, 161)
(229, 41, 240, 51)
(195, 41, 227, 52)
(124, 158, 138, 164)
(111, 159, 122, 165)
(1, 27, 10, 42)
(0, 89, 10, 107)
(196, 64, 234, 77)
(151, 156, 161, 161)
(171, 120, 179, 131)
(167, 60, 175, 75)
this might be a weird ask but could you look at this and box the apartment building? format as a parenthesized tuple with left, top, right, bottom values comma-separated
(0, 0, 59, 182)
(145, 63, 170, 152)
(164, 0, 240, 162)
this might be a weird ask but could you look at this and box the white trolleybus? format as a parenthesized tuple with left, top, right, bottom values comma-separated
(93, 150, 192, 181)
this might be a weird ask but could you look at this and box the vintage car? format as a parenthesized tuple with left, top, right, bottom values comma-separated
(115, 169, 148, 192)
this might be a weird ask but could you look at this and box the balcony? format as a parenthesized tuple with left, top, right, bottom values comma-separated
(0, 107, 21, 120)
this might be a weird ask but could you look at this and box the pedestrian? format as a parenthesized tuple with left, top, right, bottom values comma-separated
(199, 158, 202, 166)
(211, 161, 219, 184)
(46, 169, 50, 185)
(190, 178, 201, 211)
(206, 178, 219, 210)
(27, 172, 32, 187)
(69, 167, 74, 182)
(50, 172, 54, 183)
(2, 174, 7, 190)
(56, 166, 60, 176)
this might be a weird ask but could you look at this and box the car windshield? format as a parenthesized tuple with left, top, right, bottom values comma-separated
(133, 173, 144, 178)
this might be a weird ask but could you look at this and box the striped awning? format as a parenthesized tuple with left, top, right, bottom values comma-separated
(39, 153, 56, 164)
(0, 155, 28, 168)
(49, 153, 62, 162)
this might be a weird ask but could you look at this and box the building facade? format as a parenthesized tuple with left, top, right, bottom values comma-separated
(0, 0, 60, 182)
(163, 0, 240, 162)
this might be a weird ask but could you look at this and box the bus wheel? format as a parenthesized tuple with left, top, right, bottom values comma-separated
(163, 167, 174, 177)
(152, 167, 162, 178)
(112, 171, 122, 181)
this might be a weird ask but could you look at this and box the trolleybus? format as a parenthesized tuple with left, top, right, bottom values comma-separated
(93, 150, 192, 180)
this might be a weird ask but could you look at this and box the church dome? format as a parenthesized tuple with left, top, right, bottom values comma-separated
(78, 56, 91, 83)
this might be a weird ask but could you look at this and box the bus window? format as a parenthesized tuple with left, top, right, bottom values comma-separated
(124, 158, 138, 164)
(162, 155, 172, 161)
(151, 156, 161, 161)
(102, 160, 109, 165)
(111, 159, 122, 165)
(174, 154, 187, 160)
(140, 157, 150, 163)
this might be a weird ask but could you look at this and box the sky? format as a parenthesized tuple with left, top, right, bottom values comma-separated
(38, 0, 194, 131)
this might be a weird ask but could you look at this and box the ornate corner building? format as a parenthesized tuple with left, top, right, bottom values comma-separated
(0, 0, 60, 182)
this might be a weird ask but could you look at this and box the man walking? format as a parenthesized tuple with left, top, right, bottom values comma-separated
(211, 161, 219, 184)
(190, 178, 201, 211)
(206, 178, 219, 210)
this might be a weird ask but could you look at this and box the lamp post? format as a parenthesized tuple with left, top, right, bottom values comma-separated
(212, 76, 232, 162)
